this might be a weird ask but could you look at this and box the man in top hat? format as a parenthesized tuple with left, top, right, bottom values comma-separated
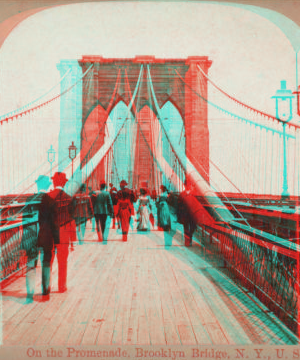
(177, 178, 197, 247)
(109, 183, 118, 229)
(88, 186, 96, 232)
(49, 172, 76, 293)
(24, 175, 57, 301)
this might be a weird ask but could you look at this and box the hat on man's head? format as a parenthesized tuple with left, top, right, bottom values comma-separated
(35, 175, 51, 187)
(52, 172, 68, 186)
(120, 180, 128, 187)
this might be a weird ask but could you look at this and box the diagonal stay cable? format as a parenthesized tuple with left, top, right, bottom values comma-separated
(66, 65, 144, 196)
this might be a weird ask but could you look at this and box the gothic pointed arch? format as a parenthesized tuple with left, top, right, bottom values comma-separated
(107, 101, 135, 186)
(133, 105, 160, 190)
(160, 98, 185, 127)
(81, 102, 107, 188)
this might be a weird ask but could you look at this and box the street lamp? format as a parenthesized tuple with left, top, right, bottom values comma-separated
(68, 141, 77, 179)
(292, 84, 300, 337)
(293, 85, 300, 116)
(47, 145, 56, 178)
(271, 80, 294, 199)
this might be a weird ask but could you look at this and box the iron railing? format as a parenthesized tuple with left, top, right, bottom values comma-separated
(195, 223, 298, 333)
(0, 195, 94, 281)
(0, 218, 38, 280)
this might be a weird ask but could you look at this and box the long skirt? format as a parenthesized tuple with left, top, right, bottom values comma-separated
(137, 205, 150, 231)
(118, 208, 131, 235)
(157, 202, 171, 231)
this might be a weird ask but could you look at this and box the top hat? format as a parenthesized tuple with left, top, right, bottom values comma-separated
(120, 180, 128, 187)
(35, 175, 51, 186)
(52, 172, 68, 184)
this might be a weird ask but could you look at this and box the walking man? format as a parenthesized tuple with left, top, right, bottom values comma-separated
(30, 175, 57, 301)
(177, 179, 197, 247)
(93, 181, 114, 241)
(49, 172, 76, 293)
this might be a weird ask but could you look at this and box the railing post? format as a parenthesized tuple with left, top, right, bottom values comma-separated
(297, 194, 300, 339)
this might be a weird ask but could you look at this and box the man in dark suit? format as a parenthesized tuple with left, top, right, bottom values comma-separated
(49, 172, 76, 293)
(109, 183, 118, 229)
(34, 175, 57, 301)
(88, 186, 96, 232)
(177, 179, 197, 247)
(92, 181, 114, 241)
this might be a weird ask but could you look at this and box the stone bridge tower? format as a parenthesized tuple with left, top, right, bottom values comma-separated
(57, 56, 212, 188)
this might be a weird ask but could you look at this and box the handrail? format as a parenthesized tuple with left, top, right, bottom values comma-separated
(0, 217, 38, 233)
(204, 222, 298, 259)
(0, 217, 38, 280)
(195, 220, 298, 334)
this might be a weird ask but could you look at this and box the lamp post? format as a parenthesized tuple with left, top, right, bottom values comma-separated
(272, 80, 294, 199)
(293, 85, 300, 116)
(293, 83, 300, 338)
(47, 145, 56, 178)
(68, 141, 77, 179)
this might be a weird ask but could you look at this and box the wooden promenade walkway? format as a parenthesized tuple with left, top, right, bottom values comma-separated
(1, 221, 298, 346)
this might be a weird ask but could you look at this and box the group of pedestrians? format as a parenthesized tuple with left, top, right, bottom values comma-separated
(90, 179, 134, 242)
(26, 172, 199, 302)
(91, 180, 174, 241)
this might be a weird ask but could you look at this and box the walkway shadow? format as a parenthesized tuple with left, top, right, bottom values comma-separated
(162, 227, 177, 248)
(183, 267, 297, 344)
(155, 221, 298, 344)
(1, 290, 32, 304)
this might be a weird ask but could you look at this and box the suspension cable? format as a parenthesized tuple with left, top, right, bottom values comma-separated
(81, 68, 122, 166)
(68, 65, 144, 195)
(0, 65, 93, 125)
(197, 64, 299, 129)
(172, 68, 296, 138)
(0, 68, 71, 121)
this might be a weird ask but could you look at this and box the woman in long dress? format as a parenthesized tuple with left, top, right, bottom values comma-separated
(156, 185, 171, 231)
(136, 188, 151, 231)
(116, 190, 134, 241)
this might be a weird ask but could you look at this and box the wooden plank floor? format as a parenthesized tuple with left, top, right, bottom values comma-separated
(1, 220, 298, 345)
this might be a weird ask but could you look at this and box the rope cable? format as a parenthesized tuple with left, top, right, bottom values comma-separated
(197, 64, 299, 129)
(172, 68, 296, 139)
(0, 65, 93, 125)
(0, 68, 71, 121)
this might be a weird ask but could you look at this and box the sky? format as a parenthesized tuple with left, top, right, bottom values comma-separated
(0, 2, 299, 195)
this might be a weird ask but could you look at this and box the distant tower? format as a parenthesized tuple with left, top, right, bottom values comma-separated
(57, 56, 212, 187)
